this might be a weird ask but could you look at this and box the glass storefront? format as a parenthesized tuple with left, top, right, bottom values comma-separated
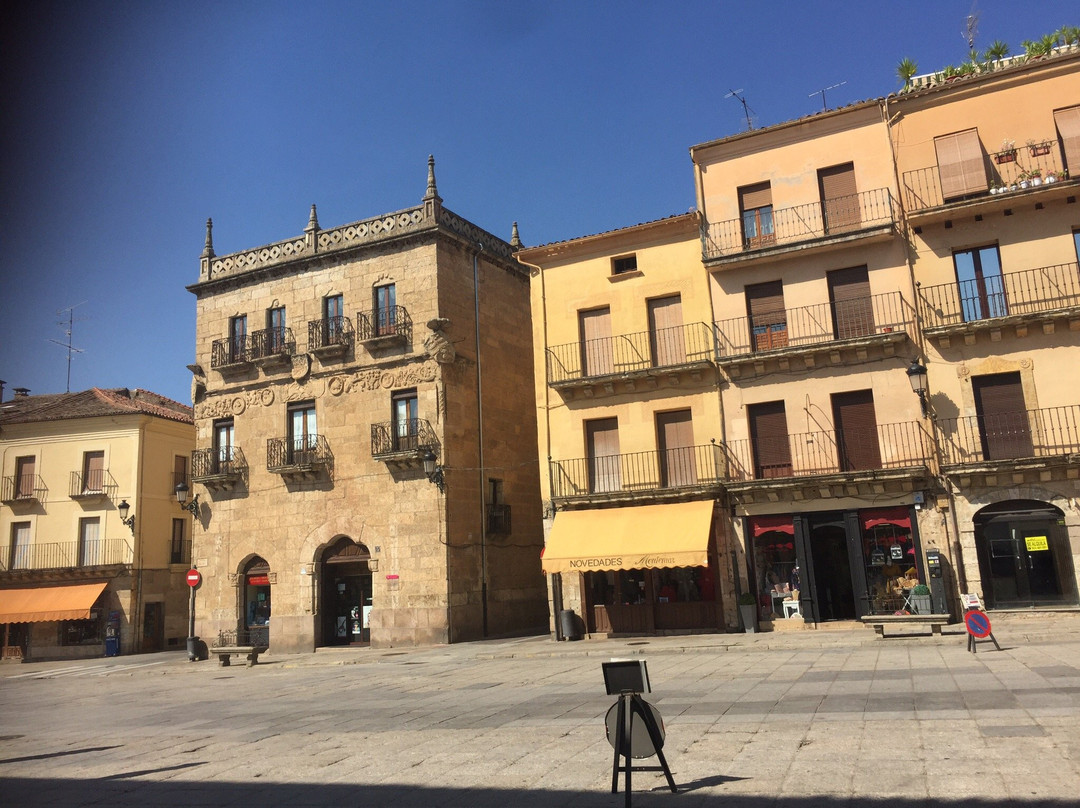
(584, 563, 718, 634)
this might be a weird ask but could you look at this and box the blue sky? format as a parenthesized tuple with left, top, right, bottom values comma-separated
(1, 0, 1075, 405)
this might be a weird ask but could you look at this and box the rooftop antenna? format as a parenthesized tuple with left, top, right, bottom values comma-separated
(49, 302, 87, 393)
(809, 81, 847, 112)
(964, 2, 980, 59)
(725, 88, 756, 131)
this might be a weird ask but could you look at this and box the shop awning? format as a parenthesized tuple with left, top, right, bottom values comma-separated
(749, 514, 794, 537)
(541, 500, 715, 574)
(0, 582, 108, 624)
(861, 506, 911, 531)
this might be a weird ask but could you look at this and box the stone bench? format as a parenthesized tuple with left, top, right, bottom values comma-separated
(860, 614, 950, 638)
(211, 645, 268, 667)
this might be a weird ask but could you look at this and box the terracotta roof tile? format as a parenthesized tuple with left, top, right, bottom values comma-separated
(0, 388, 192, 426)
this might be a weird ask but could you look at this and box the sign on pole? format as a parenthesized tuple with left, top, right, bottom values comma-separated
(186, 569, 202, 587)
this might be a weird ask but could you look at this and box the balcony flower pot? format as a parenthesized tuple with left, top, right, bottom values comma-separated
(738, 592, 758, 633)
(994, 150, 1017, 164)
(1029, 143, 1051, 157)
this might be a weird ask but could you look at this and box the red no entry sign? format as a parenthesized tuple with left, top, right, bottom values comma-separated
(964, 610, 992, 638)
(186, 569, 202, 587)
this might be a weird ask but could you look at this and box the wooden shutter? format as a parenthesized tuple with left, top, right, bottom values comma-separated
(587, 418, 621, 493)
(973, 372, 1032, 460)
(656, 409, 696, 487)
(739, 182, 772, 211)
(748, 401, 792, 478)
(934, 129, 988, 200)
(745, 281, 787, 350)
(84, 451, 104, 492)
(15, 456, 35, 498)
(832, 390, 882, 471)
(1054, 106, 1080, 175)
(828, 266, 874, 339)
(819, 162, 860, 234)
(579, 307, 613, 377)
(648, 295, 685, 367)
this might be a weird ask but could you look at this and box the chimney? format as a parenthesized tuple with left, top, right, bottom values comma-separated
(0, 380, 5, 403)
(13, 387, 30, 398)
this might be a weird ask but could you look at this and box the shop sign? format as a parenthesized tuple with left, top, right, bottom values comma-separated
(1024, 535, 1049, 552)
(247, 574, 270, 586)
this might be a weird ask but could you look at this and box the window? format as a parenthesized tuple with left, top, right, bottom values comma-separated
(171, 518, 186, 565)
(214, 419, 235, 472)
(973, 372, 1032, 460)
(324, 294, 345, 344)
(82, 451, 104, 494)
(828, 266, 874, 339)
(578, 307, 613, 377)
(1054, 105, 1080, 174)
(392, 389, 419, 451)
(831, 390, 882, 471)
(486, 479, 510, 534)
(79, 517, 101, 566)
(173, 454, 187, 491)
(612, 255, 638, 275)
(586, 417, 620, 493)
(374, 284, 397, 335)
(934, 129, 988, 200)
(656, 410, 696, 488)
(748, 401, 792, 479)
(14, 456, 36, 499)
(229, 315, 247, 363)
(10, 522, 31, 570)
(954, 245, 1006, 322)
(267, 306, 286, 353)
(818, 162, 861, 234)
(1073, 229, 1080, 265)
(745, 280, 787, 351)
(739, 182, 774, 248)
(288, 401, 318, 464)
(648, 295, 685, 367)
(60, 614, 102, 646)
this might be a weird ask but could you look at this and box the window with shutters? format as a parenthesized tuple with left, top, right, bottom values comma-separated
(953, 245, 1007, 322)
(831, 390, 882, 472)
(288, 400, 319, 463)
(214, 419, 235, 473)
(748, 401, 792, 479)
(739, 182, 774, 248)
(579, 307, 613, 377)
(586, 418, 621, 493)
(745, 280, 787, 351)
(82, 451, 105, 494)
(656, 410, 696, 488)
(973, 372, 1032, 460)
(10, 522, 31, 569)
(79, 517, 101, 566)
(266, 305, 287, 354)
(828, 266, 874, 339)
(373, 284, 397, 336)
(818, 162, 861, 234)
(390, 390, 418, 452)
(934, 129, 988, 200)
(228, 315, 248, 363)
(648, 295, 685, 367)
(14, 456, 36, 499)
(1055, 105, 1080, 175)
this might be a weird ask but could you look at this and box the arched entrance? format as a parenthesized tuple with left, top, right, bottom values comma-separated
(974, 499, 1077, 608)
(241, 556, 271, 645)
(319, 538, 373, 646)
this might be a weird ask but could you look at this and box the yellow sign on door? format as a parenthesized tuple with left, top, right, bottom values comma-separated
(1025, 536, 1049, 552)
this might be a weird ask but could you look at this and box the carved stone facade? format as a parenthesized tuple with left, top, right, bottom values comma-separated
(187, 160, 548, 652)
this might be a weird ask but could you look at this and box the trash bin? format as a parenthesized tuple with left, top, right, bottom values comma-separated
(104, 636, 120, 657)
(559, 609, 582, 641)
(186, 636, 200, 662)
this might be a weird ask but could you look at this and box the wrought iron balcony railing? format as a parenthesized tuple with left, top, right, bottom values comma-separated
(357, 306, 412, 342)
(701, 187, 896, 260)
(191, 446, 247, 481)
(249, 326, 295, 361)
(371, 418, 438, 458)
(486, 503, 511, 534)
(550, 444, 726, 499)
(937, 405, 1080, 467)
(211, 335, 252, 368)
(69, 469, 118, 499)
(720, 420, 932, 483)
(266, 434, 333, 471)
(1, 474, 47, 503)
(902, 143, 1070, 212)
(308, 316, 354, 353)
(714, 291, 913, 358)
(0, 538, 133, 572)
(918, 262, 1080, 329)
(546, 322, 716, 385)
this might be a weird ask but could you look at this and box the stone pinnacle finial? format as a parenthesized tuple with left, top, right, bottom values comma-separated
(201, 218, 215, 259)
(424, 154, 441, 202)
(510, 221, 522, 249)
(306, 203, 319, 233)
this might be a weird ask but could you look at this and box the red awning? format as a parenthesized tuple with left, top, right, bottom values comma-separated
(749, 515, 794, 537)
(861, 506, 911, 531)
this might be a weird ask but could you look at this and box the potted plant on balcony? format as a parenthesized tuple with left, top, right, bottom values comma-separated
(738, 592, 758, 634)
(995, 138, 1017, 164)
(1028, 139, 1052, 157)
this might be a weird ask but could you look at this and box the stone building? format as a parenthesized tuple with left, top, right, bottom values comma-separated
(186, 158, 548, 652)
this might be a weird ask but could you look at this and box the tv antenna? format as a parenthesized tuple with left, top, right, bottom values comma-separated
(725, 89, 756, 131)
(809, 81, 847, 112)
(963, 2, 980, 58)
(49, 302, 87, 393)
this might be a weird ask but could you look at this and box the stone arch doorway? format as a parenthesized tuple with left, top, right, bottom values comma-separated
(974, 499, 1077, 609)
(240, 555, 272, 645)
(319, 537, 373, 646)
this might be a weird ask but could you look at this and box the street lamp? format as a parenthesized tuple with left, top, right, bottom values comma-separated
(117, 499, 135, 534)
(907, 358, 930, 417)
(174, 482, 200, 516)
(421, 448, 445, 493)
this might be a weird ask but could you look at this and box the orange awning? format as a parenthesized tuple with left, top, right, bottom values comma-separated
(0, 582, 108, 623)
(542, 500, 715, 574)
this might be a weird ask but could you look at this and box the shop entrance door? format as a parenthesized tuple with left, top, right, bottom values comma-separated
(320, 538, 373, 646)
(807, 515, 857, 621)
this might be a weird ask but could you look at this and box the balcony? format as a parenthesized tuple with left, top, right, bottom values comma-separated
(69, 470, 118, 501)
(720, 420, 932, 504)
(902, 142, 1075, 219)
(267, 434, 333, 479)
(715, 292, 914, 379)
(546, 322, 716, 399)
(701, 188, 898, 265)
(371, 419, 438, 467)
(918, 262, 1080, 346)
(357, 306, 412, 348)
(249, 326, 295, 368)
(937, 406, 1080, 481)
(1, 474, 47, 505)
(211, 335, 253, 372)
(550, 444, 726, 505)
(191, 446, 247, 491)
(486, 503, 511, 535)
(0, 538, 133, 573)
(308, 316, 353, 359)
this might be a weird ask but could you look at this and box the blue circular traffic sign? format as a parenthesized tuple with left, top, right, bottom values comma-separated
(964, 610, 992, 638)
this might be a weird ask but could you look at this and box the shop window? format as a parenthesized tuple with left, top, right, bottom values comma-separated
(59, 614, 102, 646)
(862, 507, 918, 615)
(750, 517, 798, 619)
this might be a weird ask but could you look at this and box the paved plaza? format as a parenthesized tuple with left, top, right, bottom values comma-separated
(2, 613, 1080, 807)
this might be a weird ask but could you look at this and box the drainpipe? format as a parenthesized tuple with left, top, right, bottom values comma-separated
(131, 416, 148, 653)
(473, 242, 488, 637)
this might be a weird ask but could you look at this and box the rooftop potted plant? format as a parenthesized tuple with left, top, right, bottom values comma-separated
(896, 57, 918, 90)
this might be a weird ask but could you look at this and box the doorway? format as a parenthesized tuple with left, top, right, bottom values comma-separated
(142, 602, 164, 652)
(320, 538, 373, 646)
(807, 514, 857, 621)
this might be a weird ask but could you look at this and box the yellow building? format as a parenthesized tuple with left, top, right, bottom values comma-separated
(0, 387, 195, 660)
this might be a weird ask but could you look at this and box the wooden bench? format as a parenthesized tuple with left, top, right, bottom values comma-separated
(211, 645, 268, 667)
(860, 614, 950, 637)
